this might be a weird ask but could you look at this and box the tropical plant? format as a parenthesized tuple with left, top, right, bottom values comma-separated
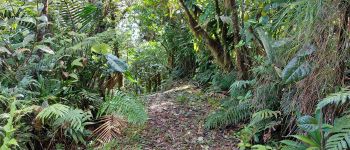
(281, 88, 350, 150)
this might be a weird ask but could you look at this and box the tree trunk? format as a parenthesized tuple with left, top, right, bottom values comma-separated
(179, 0, 233, 72)
(37, 0, 49, 42)
(228, 0, 251, 80)
(335, 1, 350, 84)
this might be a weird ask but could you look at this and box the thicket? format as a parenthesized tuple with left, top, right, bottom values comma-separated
(1, 0, 350, 149)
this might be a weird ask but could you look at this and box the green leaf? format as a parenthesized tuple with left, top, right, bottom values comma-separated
(71, 58, 83, 67)
(37, 104, 70, 123)
(282, 59, 311, 84)
(105, 54, 128, 73)
(23, 34, 35, 44)
(20, 17, 36, 25)
(281, 44, 316, 84)
(69, 73, 79, 80)
(280, 140, 306, 149)
(7, 139, 18, 146)
(34, 45, 54, 54)
(297, 115, 319, 132)
(291, 135, 319, 147)
(91, 43, 112, 55)
(257, 28, 275, 64)
(249, 109, 280, 126)
(124, 71, 137, 83)
(235, 40, 245, 48)
(296, 44, 316, 57)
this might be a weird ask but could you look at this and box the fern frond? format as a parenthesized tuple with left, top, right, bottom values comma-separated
(98, 91, 147, 125)
(205, 101, 251, 129)
(229, 80, 255, 97)
(316, 88, 350, 110)
(53, 108, 92, 131)
(92, 115, 126, 144)
(325, 116, 350, 150)
(249, 109, 280, 126)
(297, 115, 319, 132)
(56, 0, 100, 32)
(36, 104, 70, 123)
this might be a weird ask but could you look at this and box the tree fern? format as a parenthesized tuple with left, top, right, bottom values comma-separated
(98, 91, 147, 125)
(316, 88, 350, 110)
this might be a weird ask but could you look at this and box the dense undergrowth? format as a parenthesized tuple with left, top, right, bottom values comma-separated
(1, 0, 350, 149)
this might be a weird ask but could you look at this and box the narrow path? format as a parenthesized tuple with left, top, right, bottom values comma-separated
(140, 83, 239, 150)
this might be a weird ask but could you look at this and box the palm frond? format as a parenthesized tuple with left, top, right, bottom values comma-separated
(92, 115, 126, 144)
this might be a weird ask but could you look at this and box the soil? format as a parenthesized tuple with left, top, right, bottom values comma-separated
(138, 82, 239, 150)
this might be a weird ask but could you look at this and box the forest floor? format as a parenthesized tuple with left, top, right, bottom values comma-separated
(133, 81, 239, 150)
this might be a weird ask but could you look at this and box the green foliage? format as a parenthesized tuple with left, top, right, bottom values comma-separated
(1, 0, 350, 149)
(256, 28, 275, 64)
(205, 101, 251, 129)
(211, 71, 237, 91)
(37, 104, 93, 144)
(0, 98, 19, 150)
(91, 43, 112, 54)
(297, 115, 320, 132)
(37, 104, 70, 122)
(326, 115, 350, 150)
(229, 80, 255, 97)
(56, 0, 100, 32)
(281, 44, 316, 84)
(249, 109, 280, 127)
(280, 89, 350, 150)
(105, 54, 128, 73)
(98, 91, 148, 125)
(316, 88, 350, 110)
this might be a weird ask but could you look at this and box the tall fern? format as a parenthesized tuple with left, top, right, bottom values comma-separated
(205, 101, 251, 129)
(98, 91, 147, 125)
(36, 104, 70, 122)
(36, 104, 92, 144)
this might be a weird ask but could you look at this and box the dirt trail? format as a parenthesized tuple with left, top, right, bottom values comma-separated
(140, 83, 239, 150)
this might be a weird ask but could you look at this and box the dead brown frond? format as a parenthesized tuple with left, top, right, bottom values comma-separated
(292, 0, 349, 116)
(92, 115, 127, 144)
